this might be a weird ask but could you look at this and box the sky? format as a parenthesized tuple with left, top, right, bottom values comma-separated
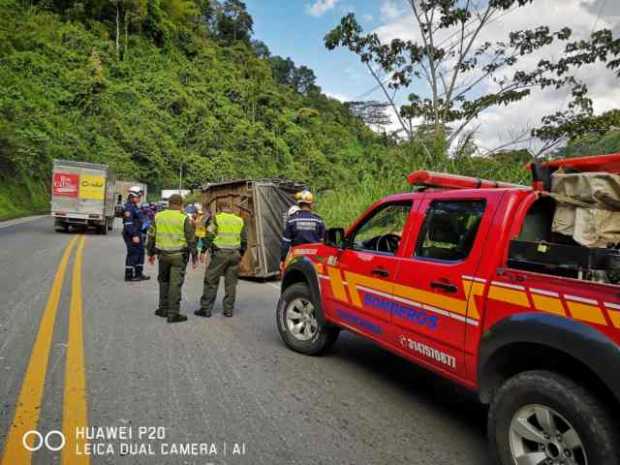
(244, 0, 382, 101)
(244, 0, 620, 153)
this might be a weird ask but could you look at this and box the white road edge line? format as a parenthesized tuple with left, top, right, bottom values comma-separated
(0, 214, 48, 230)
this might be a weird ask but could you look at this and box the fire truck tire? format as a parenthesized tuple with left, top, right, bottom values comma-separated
(488, 370, 618, 465)
(276, 283, 339, 355)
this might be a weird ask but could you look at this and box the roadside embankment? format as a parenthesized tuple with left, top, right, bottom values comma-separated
(0, 177, 49, 221)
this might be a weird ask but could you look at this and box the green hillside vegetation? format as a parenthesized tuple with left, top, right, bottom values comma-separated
(0, 0, 391, 218)
(557, 111, 620, 158)
(1, 0, 616, 224)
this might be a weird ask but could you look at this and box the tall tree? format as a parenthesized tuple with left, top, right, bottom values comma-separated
(215, 0, 253, 43)
(533, 29, 620, 145)
(269, 57, 319, 95)
(143, 0, 165, 45)
(252, 39, 271, 59)
(111, 0, 147, 59)
(291, 65, 318, 95)
(269, 56, 295, 85)
(346, 100, 392, 131)
(324, 0, 576, 156)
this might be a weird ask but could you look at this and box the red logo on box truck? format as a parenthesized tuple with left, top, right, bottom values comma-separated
(53, 172, 79, 197)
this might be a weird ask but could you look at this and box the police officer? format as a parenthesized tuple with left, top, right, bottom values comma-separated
(280, 190, 325, 271)
(147, 194, 197, 323)
(123, 186, 150, 281)
(195, 200, 247, 318)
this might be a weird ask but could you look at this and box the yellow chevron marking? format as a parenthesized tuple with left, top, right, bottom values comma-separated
(314, 261, 325, 275)
(327, 265, 610, 329)
(488, 285, 530, 308)
(343, 271, 391, 307)
(327, 266, 349, 303)
(392, 281, 467, 316)
(607, 309, 620, 329)
(462, 278, 485, 320)
(566, 301, 606, 325)
(531, 294, 565, 316)
(343, 270, 469, 316)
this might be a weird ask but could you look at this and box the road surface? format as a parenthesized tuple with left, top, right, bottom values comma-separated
(0, 217, 491, 465)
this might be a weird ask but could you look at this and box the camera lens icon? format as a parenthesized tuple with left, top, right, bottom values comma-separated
(22, 430, 66, 452)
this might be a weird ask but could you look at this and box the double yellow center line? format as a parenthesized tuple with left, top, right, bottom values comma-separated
(1, 235, 90, 465)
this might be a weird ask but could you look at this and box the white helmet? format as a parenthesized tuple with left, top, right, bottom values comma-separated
(128, 186, 143, 198)
(288, 205, 300, 217)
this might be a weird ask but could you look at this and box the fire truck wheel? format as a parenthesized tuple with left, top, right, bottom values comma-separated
(276, 283, 339, 355)
(488, 370, 618, 465)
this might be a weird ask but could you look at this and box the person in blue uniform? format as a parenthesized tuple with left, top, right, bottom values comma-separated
(123, 186, 150, 282)
(280, 190, 325, 271)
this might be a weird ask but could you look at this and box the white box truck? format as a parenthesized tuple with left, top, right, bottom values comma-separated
(51, 159, 116, 234)
(114, 180, 148, 217)
(115, 180, 148, 205)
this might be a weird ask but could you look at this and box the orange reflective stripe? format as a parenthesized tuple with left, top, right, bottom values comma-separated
(328, 267, 348, 303)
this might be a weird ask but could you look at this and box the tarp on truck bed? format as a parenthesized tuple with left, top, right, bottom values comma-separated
(202, 179, 305, 278)
(551, 171, 620, 248)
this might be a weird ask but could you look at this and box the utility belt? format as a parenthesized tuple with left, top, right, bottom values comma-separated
(211, 245, 240, 253)
(157, 246, 188, 256)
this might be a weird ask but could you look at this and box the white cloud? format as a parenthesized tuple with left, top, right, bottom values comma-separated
(339, 3, 355, 14)
(307, 0, 339, 17)
(363, 13, 374, 23)
(380, 0, 405, 21)
(325, 92, 350, 102)
(366, 0, 620, 153)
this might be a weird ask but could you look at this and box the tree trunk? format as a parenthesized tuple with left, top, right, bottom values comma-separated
(115, 2, 120, 60)
(124, 9, 129, 60)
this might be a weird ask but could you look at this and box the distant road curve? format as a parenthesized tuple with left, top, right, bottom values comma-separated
(0, 215, 49, 230)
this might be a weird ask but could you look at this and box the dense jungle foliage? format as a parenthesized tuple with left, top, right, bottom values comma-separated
(0, 0, 618, 223)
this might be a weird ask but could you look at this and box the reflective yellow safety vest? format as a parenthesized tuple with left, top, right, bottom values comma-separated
(213, 212, 244, 250)
(195, 213, 206, 238)
(155, 209, 187, 253)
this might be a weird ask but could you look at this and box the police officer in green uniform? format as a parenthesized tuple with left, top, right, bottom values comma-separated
(195, 200, 247, 318)
(146, 194, 197, 323)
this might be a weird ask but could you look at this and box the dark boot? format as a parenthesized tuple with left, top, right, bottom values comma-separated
(134, 266, 151, 281)
(194, 309, 212, 318)
(223, 310, 233, 318)
(125, 268, 134, 282)
(154, 309, 168, 318)
(167, 314, 187, 323)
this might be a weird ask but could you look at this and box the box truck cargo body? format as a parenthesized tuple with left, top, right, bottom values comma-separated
(115, 180, 148, 205)
(202, 179, 305, 278)
(51, 160, 116, 233)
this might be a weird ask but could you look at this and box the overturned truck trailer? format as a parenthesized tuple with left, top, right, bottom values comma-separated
(202, 180, 306, 278)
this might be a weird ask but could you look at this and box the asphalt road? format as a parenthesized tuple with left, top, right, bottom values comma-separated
(0, 217, 491, 465)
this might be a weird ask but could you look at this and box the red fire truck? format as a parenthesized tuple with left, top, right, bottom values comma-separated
(277, 153, 620, 465)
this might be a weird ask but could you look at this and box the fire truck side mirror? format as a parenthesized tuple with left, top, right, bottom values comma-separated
(326, 228, 346, 249)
